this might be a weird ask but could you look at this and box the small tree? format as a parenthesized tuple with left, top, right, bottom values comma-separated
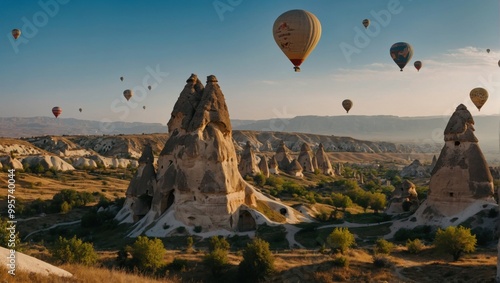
(0, 218, 20, 249)
(204, 247, 229, 278)
(370, 192, 387, 214)
(434, 226, 476, 261)
(327, 227, 355, 254)
(406, 239, 424, 254)
(209, 236, 230, 252)
(51, 236, 97, 266)
(129, 236, 166, 273)
(375, 238, 394, 255)
(186, 236, 194, 251)
(238, 238, 275, 282)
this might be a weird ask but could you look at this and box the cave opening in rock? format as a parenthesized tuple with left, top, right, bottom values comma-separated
(238, 210, 256, 232)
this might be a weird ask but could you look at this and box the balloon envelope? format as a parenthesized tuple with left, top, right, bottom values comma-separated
(120, 76, 124, 81)
(148, 85, 152, 90)
(469, 87, 488, 111)
(123, 89, 133, 101)
(414, 61, 422, 71)
(342, 99, 353, 113)
(11, 29, 21, 40)
(52, 106, 62, 118)
(79, 108, 82, 113)
(498, 60, 500, 67)
(362, 19, 370, 28)
(143, 106, 146, 110)
(273, 9, 322, 72)
(390, 42, 413, 71)
(487, 49, 490, 53)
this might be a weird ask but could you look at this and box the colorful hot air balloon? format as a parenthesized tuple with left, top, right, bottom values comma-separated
(148, 85, 152, 91)
(79, 108, 82, 113)
(52, 106, 62, 118)
(11, 29, 21, 40)
(414, 61, 422, 72)
(487, 49, 490, 53)
(362, 19, 370, 29)
(342, 99, 353, 113)
(123, 89, 133, 101)
(120, 76, 124, 82)
(390, 42, 413, 71)
(469, 87, 488, 111)
(273, 9, 322, 72)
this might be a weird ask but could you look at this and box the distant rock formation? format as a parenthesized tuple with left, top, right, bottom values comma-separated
(416, 104, 495, 218)
(258, 155, 270, 178)
(288, 159, 304, 177)
(269, 156, 280, 175)
(274, 140, 293, 170)
(400, 159, 430, 178)
(315, 143, 334, 176)
(298, 143, 316, 173)
(116, 74, 306, 235)
(238, 141, 260, 177)
(385, 180, 419, 215)
(71, 157, 98, 169)
(21, 155, 74, 171)
(0, 155, 23, 170)
(430, 155, 437, 171)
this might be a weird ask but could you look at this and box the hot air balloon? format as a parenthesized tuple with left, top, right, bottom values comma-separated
(414, 61, 422, 72)
(342, 99, 353, 113)
(120, 76, 124, 82)
(123, 89, 133, 101)
(469, 87, 488, 111)
(79, 108, 82, 113)
(148, 85, 152, 91)
(11, 29, 21, 40)
(52, 106, 62, 118)
(498, 59, 500, 67)
(362, 19, 370, 29)
(273, 9, 322, 72)
(390, 42, 413, 71)
(143, 106, 146, 110)
(487, 49, 490, 53)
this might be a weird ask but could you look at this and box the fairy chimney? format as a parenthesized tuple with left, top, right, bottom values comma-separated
(298, 143, 316, 173)
(315, 143, 334, 176)
(238, 141, 260, 177)
(258, 155, 270, 178)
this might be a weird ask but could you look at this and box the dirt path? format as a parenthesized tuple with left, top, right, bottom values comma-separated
(23, 220, 81, 241)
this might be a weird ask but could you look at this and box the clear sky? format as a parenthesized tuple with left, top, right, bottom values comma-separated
(1, 0, 499, 124)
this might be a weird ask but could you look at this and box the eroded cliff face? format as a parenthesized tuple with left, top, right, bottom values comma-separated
(424, 104, 494, 216)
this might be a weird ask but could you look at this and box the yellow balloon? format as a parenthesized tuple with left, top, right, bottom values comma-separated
(469, 87, 488, 111)
(273, 10, 322, 72)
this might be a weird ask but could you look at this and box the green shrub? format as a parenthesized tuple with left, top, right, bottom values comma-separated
(168, 258, 188, 271)
(194, 226, 202, 233)
(406, 239, 424, 254)
(253, 173, 266, 187)
(238, 238, 275, 282)
(209, 236, 230, 252)
(51, 236, 97, 266)
(434, 226, 476, 261)
(176, 226, 186, 233)
(373, 255, 392, 268)
(375, 238, 394, 255)
(0, 218, 20, 249)
(129, 236, 166, 273)
(204, 248, 229, 278)
(186, 236, 194, 250)
(327, 227, 355, 254)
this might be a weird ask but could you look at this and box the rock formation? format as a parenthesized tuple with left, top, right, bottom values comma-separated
(315, 143, 334, 176)
(298, 143, 316, 173)
(124, 144, 157, 221)
(400, 159, 430, 178)
(288, 159, 304, 177)
(21, 155, 75, 171)
(417, 104, 495, 218)
(385, 180, 419, 215)
(116, 74, 306, 235)
(274, 140, 293, 170)
(0, 155, 23, 170)
(258, 155, 270, 178)
(238, 141, 260, 177)
(269, 156, 280, 175)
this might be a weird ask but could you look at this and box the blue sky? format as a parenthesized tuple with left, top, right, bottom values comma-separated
(1, 0, 499, 124)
